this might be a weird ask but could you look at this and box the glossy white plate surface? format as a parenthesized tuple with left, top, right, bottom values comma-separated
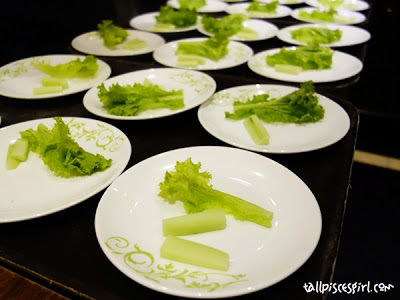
(153, 38, 253, 70)
(71, 30, 165, 56)
(167, 0, 229, 13)
(305, 0, 370, 11)
(198, 84, 350, 153)
(83, 68, 216, 120)
(248, 47, 363, 83)
(129, 12, 199, 33)
(198, 18, 279, 41)
(0, 55, 111, 99)
(277, 23, 371, 47)
(0, 117, 131, 223)
(95, 146, 322, 298)
(291, 7, 366, 24)
(226, 3, 292, 18)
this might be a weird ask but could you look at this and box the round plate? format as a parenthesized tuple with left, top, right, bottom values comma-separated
(305, 0, 370, 11)
(95, 146, 322, 298)
(0, 55, 111, 99)
(129, 12, 199, 33)
(71, 30, 165, 56)
(277, 23, 371, 47)
(153, 38, 253, 70)
(291, 7, 366, 24)
(198, 84, 350, 153)
(167, 0, 229, 13)
(225, 3, 292, 19)
(83, 68, 216, 120)
(0, 117, 131, 223)
(248, 47, 363, 83)
(198, 18, 279, 42)
(278, 0, 305, 4)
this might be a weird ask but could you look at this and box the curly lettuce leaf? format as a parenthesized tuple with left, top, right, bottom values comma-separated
(266, 44, 333, 70)
(31, 55, 99, 78)
(225, 81, 325, 123)
(201, 14, 249, 37)
(247, 0, 278, 13)
(155, 6, 197, 27)
(298, 8, 338, 22)
(159, 157, 273, 228)
(97, 20, 128, 49)
(178, 0, 205, 10)
(176, 35, 229, 61)
(290, 26, 343, 45)
(97, 80, 185, 116)
(19, 117, 112, 177)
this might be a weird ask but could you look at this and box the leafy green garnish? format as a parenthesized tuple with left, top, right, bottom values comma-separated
(318, 0, 344, 9)
(97, 80, 185, 116)
(159, 157, 273, 228)
(98, 20, 128, 49)
(155, 6, 197, 28)
(178, 0, 205, 10)
(266, 44, 333, 70)
(32, 55, 99, 78)
(201, 14, 249, 37)
(290, 26, 343, 45)
(298, 8, 354, 23)
(225, 81, 325, 123)
(176, 35, 229, 61)
(247, 0, 278, 13)
(19, 117, 112, 177)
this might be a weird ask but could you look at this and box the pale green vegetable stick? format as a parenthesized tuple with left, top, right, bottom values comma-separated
(162, 208, 226, 236)
(33, 86, 64, 95)
(6, 144, 21, 170)
(243, 114, 270, 145)
(9, 138, 30, 161)
(160, 236, 229, 271)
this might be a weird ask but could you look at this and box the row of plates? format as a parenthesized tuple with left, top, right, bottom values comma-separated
(0, 1, 365, 297)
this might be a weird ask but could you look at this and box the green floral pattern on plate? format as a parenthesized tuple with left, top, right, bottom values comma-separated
(105, 236, 247, 292)
(169, 71, 213, 93)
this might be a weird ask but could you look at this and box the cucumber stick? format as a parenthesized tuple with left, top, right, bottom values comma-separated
(160, 236, 229, 271)
(243, 114, 270, 145)
(274, 64, 303, 75)
(162, 208, 226, 236)
(6, 138, 30, 170)
(6, 144, 21, 170)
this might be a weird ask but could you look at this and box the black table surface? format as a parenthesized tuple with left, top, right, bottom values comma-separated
(0, 1, 374, 299)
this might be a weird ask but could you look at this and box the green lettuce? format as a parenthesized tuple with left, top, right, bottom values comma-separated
(159, 157, 273, 228)
(298, 8, 337, 22)
(247, 0, 278, 13)
(155, 6, 197, 27)
(225, 81, 325, 123)
(97, 80, 185, 116)
(98, 20, 128, 49)
(176, 35, 229, 61)
(19, 117, 112, 177)
(178, 0, 205, 10)
(290, 26, 343, 45)
(32, 55, 99, 78)
(318, 0, 344, 9)
(201, 14, 249, 37)
(266, 44, 333, 70)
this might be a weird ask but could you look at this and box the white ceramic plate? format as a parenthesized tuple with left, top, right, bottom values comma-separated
(95, 146, 322, 298)
(129, 12, 199, 33)
(291, 7, 366, 24)
(198, 84, 350, 153)
(83, 68, 216, 120)
(153, 38, 253, 70)
(305, 0, 370, 11)
(248, 47, 363, 83)
(278, 0, 304, 4)
(198, 18, 279, 41)
(0, 55, 111, 99)
(226, 3, 292, 19)
(167, 0, 229, 13)
(277, 23, 371, 47)
(0, 117, 131, 223)
(71, 30, 165, 56)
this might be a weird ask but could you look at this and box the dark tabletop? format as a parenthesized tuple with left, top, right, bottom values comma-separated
(0, 1, 374, 299)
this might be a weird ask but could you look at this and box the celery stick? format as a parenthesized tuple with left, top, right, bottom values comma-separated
(162, 209, 226, 236)
(41, 77, 69, 89)
(274, 64, 303, 75)
(10, 138, 30, 162)
(160, 236, 229, 271)
(151, 23, 176, 31)
(176, 54, 206, 67)
(33, 86, 64, 95)
(236, 27, 259, 40)
(123, 38, 147, 50)
(6, 144, 21, 170)
(243, 114, 270, 145)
